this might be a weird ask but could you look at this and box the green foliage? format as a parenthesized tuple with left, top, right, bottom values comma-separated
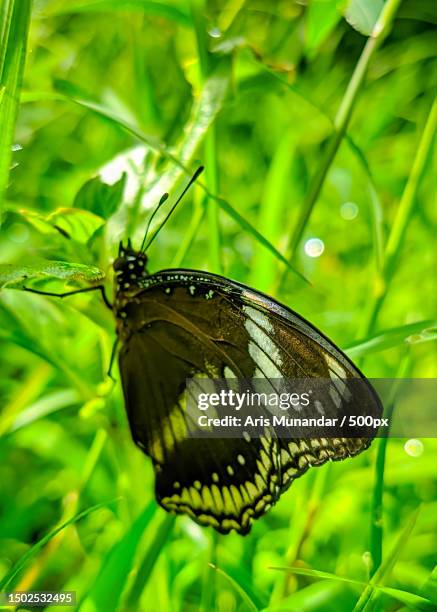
(344, 0, 385, 36)
(73, 174, 126, 220)
(78, 502, 158, 611)
(0, 261, 104, 287)
(0, 0, 32, 211)
(0, 0, 436, 610)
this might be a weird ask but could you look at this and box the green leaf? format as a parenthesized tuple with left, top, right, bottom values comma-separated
(0, 502, 112, 591)
(73, 173, 126, 220)
(0, 261, 104, 288)
(78, 502, 158, 612)
(53, 71, 229, 231)
(345, 135, 385, 273)
(270, 563, 433, 609)
(55, 69, 273, 277)
(105, 69, 230, 248)
(248, 129, 297, 291)
(0, 0, 32, 214)
(126, 514, 176, 607)
(0, 297, 95, 398)
(269, 565, 366, 587)
(8, 389, 80, 433)
(344, 0, 384, 36)
(306, 0, 343, 53)
(353, 508, 421, 611)
(377, 586, 433, 609)
(345, 320, 437, 358)
(209, 564, 259, 612)
(20, 207, 106, 243)
(49, 0, 191, 26)
(421, 565, 437, 604)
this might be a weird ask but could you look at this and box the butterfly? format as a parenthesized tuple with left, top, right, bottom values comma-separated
(110, 171, 382, 535)
(24, 168, 382, 535)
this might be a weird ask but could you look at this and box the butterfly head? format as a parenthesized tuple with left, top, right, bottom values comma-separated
(113, 240, 149, 292)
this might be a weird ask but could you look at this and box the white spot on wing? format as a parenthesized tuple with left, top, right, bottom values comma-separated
(329, 385, 342, 408)
(315, 400, 325, 415)
(324, 355, 352, 400)
(324, 354, 346, 377)
(243, 306, 273, 333)
(248, 341, 282, 378)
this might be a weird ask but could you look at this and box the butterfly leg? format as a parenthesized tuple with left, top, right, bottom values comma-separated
(22, 284, 112, 309)
(107, 337, 119, 381)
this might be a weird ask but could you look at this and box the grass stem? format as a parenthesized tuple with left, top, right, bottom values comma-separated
(190, 0, 223, 273)
(0, 0, 32, 218)
(369, 356, 411, 577)
(360, 97, 437, 337)
(285, 0, 402, 263)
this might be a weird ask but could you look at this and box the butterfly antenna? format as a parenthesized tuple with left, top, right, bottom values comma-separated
(140, 192, 169, 251)
(144, 166, 204, 251)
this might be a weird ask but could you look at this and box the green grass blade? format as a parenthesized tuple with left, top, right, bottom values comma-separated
(170, 191, 206, 267)
(125, 514, 176, 608)
(0, 261, 104, 288)
(0, 502, 112, 591)
(361, 97, 437, 337)
(377, 586, 433, 609)
(204, 121, 222, 272)
(78, 501, 158, 612)
(49, 0, 191, 25)
(7, 389, 80, 433)
(344, 0, 384, 36)
(209, 564, 260, 612)
(0, 0, 32, 216)
(217, 195, 310, 285)
(345, 135, 385, 273)
(190, 0, 222, 272)
(369, 356, 411, 580)
(421, 565, 437, 603)
(249, 129, 296, 291)
(50, 73, 305, 280)
(55, 73, 227, 250)
(384, 97, 437, 277)
(269, 564, 432, 608)
(284, 0, 402, 264)
(353, 507, 421, 612)
(249, 53, 386, 279)
(0, 0, 13, 76)
(345, 320, 437, 358)
(269, 565, 366, 587)
(200, 530, 218, 612)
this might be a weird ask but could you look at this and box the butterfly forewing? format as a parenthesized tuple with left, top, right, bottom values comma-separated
(116, 265, 381, 534)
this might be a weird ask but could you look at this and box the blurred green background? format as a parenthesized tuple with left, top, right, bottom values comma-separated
(0, 0, 436, 610)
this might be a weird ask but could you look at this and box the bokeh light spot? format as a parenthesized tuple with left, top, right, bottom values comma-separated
(304, 237, 324, 258)
(341, 201, 359, 220)
(404, 439, 424, 457)
(208, 27, 222, 38)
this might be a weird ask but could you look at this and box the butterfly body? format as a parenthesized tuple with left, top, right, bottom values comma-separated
(113, 242, 381, 534)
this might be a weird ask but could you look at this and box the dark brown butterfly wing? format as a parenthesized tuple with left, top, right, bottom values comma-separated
(117, 269, 381, 534)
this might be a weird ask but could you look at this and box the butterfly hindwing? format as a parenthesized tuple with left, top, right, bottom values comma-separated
(117, 268, 381, 534)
